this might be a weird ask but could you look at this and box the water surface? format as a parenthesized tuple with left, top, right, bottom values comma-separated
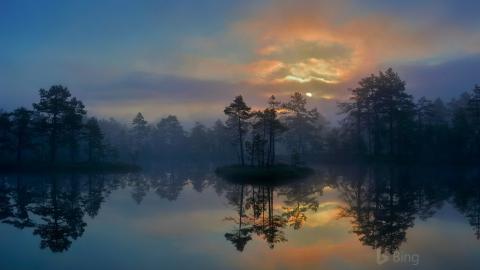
(0, 164, 479, 269)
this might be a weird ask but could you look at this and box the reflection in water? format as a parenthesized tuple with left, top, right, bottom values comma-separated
(0, 165, 479, 256)
(222, 176, 327, 251)
(0, 174, 115, 252)
(224, 184, 287, 251)
(337, 167, 419, 254)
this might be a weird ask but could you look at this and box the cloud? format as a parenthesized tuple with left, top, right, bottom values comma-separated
(395, 54, 480, 99)
(228, 0, 480, 88)
(79, 71, 342, 123)
(2, 0, 480, 122)
(249, 40, 353, 84)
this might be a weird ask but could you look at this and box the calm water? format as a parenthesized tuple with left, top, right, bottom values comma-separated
(0, 164, 479, 270)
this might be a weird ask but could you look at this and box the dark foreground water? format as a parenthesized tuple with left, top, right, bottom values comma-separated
(0, 164, 479, 270)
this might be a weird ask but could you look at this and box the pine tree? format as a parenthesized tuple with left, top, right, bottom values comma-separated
(63, 98, 86, 162)
(11, 107, 34, 164)
(130, 112, 149, 162)
(84, 117, 104, 162)
(282, 92, 322, 161)
(32, 85, 79, 163)
(224, 96, 251, 166)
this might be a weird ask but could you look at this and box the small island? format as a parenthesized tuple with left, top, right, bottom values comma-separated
(215, 164, 313, 184)
(215, 94, 315, 184)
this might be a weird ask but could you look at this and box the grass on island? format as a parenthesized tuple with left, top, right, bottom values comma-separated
(215, 164, 314, 185)
(0, 161, 141, 173)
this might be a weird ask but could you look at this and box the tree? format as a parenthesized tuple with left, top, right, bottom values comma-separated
(339, 68, 415, 160)
(339, 75, 377, 157)
(247, 96, 285, 167)
(209, 119, 234, 160)
(467, 84, 480, 158)
(129, 112, 149, 162)
(84, 117, 104, 162)
(154, 115, 185, 158)
(10, 107, 34, 164)
(63, 98, 86, 162)
(32, 85, 79, 163)
(450, 93, 472, 160)
(189, 122, 209, 158)
(249, 111, 268, 166)
(265, 95, 285, 166)
(98, 118, 129, 161)
(376, 68, 415, 158)
(224, 96, 251, 166)
(0, 111, 12, 159)
(282, 92, 324, 161)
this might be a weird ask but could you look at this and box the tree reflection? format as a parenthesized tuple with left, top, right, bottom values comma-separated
(337, 165, 455, 254)
(278, 178, 325, 230)
(223, 180, 326, 251)
(452, 169, 480, 239)
(82, 174, 106, 218)
(0, 173, 114, 252)
(0, 165, 479, 254)
(32, 175, 86, 252)
(224, 185, 253, 251)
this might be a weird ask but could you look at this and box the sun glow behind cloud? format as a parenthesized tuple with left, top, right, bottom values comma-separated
(220, 0, 480, 89)
(2, 0, 480, 122)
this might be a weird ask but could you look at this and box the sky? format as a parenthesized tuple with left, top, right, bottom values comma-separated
(1, 0, 480, 124)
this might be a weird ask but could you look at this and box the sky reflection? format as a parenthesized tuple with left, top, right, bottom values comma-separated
(0, 165, 479, 269)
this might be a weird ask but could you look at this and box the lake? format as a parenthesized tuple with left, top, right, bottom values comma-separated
(0, 164, 479, 270)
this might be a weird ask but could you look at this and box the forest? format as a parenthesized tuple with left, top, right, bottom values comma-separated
(0, 68, 479, 169)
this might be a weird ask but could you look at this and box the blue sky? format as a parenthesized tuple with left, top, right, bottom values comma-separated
(1, 0, 480, 123)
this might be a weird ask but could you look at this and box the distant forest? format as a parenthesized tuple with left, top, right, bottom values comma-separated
(0, 67, 479, 167)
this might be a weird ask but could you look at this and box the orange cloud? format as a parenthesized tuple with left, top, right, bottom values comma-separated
(131, 0, 480, 112)
(232, 0, 480, 87)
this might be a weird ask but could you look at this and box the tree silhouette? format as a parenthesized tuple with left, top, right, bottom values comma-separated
(32, 85, 78, 163)
(209, 119, 234, 160)
(63, 98, 86, 162)
(0, 111, 12, 159)
(189, 122, 209, 159)
(265, 95, 285, 166)
(2, 176, 35, 229)
(467, 84, 480, 158)
(246, 96, 286, 167)
(339, 68, 416, 160)
(130, 112, 149, 162)
(0, 180, 13, 221)
(224, 185, 253, 252)
(224, 96, 251, 166)
(282, 92, 324, 162)
(84, 117, 105, 162)
(338, 166, 418, 254)
(32, 176, 86, 252)
(452, 170, 480, 239)
(10, 108, 34, 164)
(154, 115, 186, 159)
(279, 179, 323, 230)
(223, 183, 289, 251)
(154, 172, 186, 201)
(82, 174, 105, 218)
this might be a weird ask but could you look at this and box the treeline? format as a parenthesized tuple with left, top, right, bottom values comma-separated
(1, 68, 479, 166)
(0, 85, 109, 166)
(98, 93, 325, 165)
(332, 68, 480, 163)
